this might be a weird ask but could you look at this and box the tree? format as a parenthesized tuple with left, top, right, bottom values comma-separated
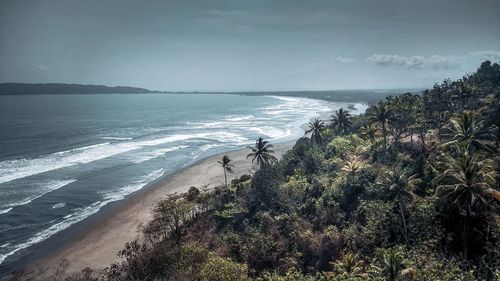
(436, 152, 498, 259)
(198, 255, 250, 281)
(218, 155, 234, 188)
(443, 110, 494, 153)
(305, 118, 326, 144)
(341, 160, 361, 177)
(378, 167, 419, 245)
(147, 194, 192, 242)
(367, 102, 392, 152)
(451, 79, 476, 111)
(360, 122, 379, 145)
(246, 137, 277, 166)
(333, 252, 365, 278)
(372, 246, 415, 281)
(187, 186, 201, 201)
(331, 108, 352, 135)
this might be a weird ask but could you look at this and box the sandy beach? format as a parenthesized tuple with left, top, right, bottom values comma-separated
(30, 141, 294, 275)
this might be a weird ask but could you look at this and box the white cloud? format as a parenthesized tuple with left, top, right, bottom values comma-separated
(335, 56, 355, 64)
(36, 65, 50, 71)
(468, 50, 500, 61)
(366, 54, 460, 70)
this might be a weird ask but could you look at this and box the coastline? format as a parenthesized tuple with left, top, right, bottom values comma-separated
(26, 141, 295, 275)
(2, 97, 341, 276)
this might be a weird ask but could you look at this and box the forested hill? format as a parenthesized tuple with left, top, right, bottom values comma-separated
(0, 83, 153, 95)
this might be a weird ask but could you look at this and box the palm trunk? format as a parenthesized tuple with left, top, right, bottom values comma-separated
(437, 119, 442, 142)
(224, 169, 227, 188)
(463, 212, 469, 260)
(419, 130, 426, 153)
(398, 195, 408, 245)
(382, 121, 387, 152)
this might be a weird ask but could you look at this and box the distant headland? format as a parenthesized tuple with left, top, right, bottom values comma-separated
(0, 83, 155, 95)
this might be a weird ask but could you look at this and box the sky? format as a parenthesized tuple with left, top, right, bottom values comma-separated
(0, 0, 499, 91)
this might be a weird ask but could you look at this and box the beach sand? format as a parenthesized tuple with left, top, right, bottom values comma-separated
(31, 141, 294, 275)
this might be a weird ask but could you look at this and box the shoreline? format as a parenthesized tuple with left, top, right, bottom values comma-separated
(3, 98, 341, 276)
(23, 141, 295, 275)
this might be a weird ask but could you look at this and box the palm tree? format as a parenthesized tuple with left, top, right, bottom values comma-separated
(378, 167, 419, 245)
(443, 110, 494, 153)
(333, 252, 364, 278)
(331, 108, 352, 135)
(451, 79, 477, 111)
(218, 155, 234, 188)
(360, 122, 378, 145)
(305, 118, 325, 144)
(436, 152, 498, 259)
(341, 160, 361, 177)
(246, 137, 277, 167)
(372, 246, 414, 281)
(367, 102, 392, 152)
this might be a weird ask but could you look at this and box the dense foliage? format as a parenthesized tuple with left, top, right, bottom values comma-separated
(20, 62, 500, 280)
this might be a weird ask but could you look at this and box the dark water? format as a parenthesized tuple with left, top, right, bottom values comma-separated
(0, 93, 364, 266)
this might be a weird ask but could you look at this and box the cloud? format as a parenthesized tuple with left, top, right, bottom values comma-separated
(366, 54, 460, 70)
(335, 56, 355, 64)
(36, 65, 50, 71)
(468, 50, 500, 61)
(204, 9, 248, 17)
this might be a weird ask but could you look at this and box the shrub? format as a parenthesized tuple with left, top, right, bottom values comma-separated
(198, 255, 250, 281)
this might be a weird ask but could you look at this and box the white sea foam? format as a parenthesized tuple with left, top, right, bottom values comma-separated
(130, 145, 188, 164)
(249, 126, 290, 139)
(102, 169, 164, 201)
(0, 169, 165, 265)
(0, 131, 242, 184)
(0, 208, 12, 215)
(225, 115, 255, 122)
(54, 142, 110, 155)
(0, 201, 107, 265)
(101, 136, 134, 140)
(0, 179, 76, 214)
(0, 142, 140, 184)
(51, 202, 66, 209)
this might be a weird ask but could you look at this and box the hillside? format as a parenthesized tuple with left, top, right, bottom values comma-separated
(0, 83, 153, 95)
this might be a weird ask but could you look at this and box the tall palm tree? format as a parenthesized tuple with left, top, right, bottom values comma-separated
(331, 108, 352, 135)
(333, 253, 364, 278)
(443, 110, 494, 153)
(372, 246, 414, 281)
(378, 167, 419, 245)
(367, 102, 392, 152)
(246, 137, 277, 167)
(218, 155, 234, 188)
(341, 160, 361, 177)
(360, 122, 379, 145)
(305, 118, 325, 144)
(436, 152, 497, 259)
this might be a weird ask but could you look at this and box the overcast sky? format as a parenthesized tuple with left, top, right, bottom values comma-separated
(1, 0, 499, 91)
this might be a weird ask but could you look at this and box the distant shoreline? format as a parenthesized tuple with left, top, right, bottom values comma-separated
(0, 82, 421, 105)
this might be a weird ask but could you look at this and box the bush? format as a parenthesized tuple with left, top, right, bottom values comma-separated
(198, 255, 250, 281)
(187, 186, 201, 201)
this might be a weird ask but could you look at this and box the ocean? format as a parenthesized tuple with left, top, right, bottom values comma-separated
(0, 93, 366, 268)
